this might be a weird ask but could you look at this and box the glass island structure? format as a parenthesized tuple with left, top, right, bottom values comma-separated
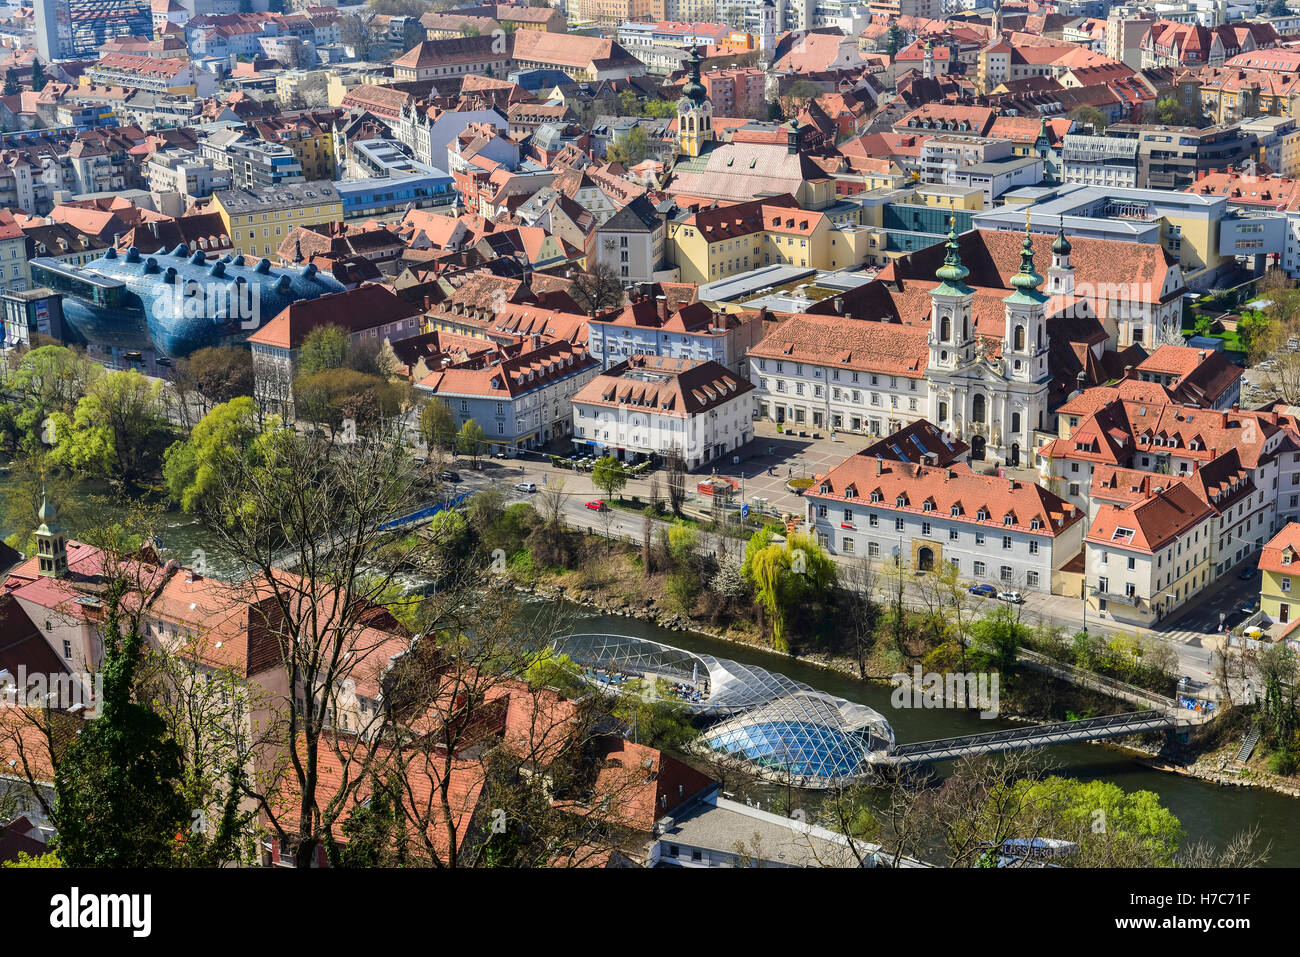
(551, 634, 895, 787)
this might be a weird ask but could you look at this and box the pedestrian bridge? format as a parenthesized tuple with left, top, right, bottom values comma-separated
(551, 634, 1184, 786)
(883, 710, 1177, 767)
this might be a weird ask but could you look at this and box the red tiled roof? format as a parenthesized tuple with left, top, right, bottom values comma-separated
(247, 285, 419, 350)
(1260, 523, 1300, 575)
(809, 456, 1083, 536)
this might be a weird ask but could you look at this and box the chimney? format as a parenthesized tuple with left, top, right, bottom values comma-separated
(947, 467, 956, 479)
(1008, 476, 1016, 490)
(875, 455, 883, 475)
(656, 294, 668, 324)
(423, 295, 431, 310)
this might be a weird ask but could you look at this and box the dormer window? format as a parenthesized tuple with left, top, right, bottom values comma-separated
(1030, 518, 1041, 530)
(1003, 514, 1013, 526)
(950, 505, 960, 516)
(976, 509, 987, 521)
(869, 490, 879, 503)
(923, 500, 934, 512)
(896, 495, 907, 507)
(1285, 551, 1294, 566)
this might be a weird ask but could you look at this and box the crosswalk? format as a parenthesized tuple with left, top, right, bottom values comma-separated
(1155, 628, 1206, 645)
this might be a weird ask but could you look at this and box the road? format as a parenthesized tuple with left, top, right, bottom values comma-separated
(445, 453, 1228, 699)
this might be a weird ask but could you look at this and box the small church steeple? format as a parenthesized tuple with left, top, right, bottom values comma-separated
(676, 46, 713, 159)
(35, 481, 68, 579)
(1048, 215, 1075, 298)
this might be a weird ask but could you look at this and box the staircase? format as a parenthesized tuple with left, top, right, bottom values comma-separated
(1232, 726, 1262, 768)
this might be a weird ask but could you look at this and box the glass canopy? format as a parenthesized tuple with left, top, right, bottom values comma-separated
(551, 633, 896, 787)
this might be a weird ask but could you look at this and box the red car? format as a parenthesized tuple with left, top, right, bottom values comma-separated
(584, 500, 608, 511)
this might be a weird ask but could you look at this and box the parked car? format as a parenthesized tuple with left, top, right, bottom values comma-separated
(584, 500, 608, 511)
(969, 584, 997, 597)
(515, 482, 537, 493)
(1238, 567, 1257, 580)
(440, 470, 460, 482)
(997, 590, 1024, 604)
(1238, 599, 1257, 616)
(494, 450, 509, 459)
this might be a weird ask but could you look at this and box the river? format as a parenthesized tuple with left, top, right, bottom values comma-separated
(6, 489, 1298, 866)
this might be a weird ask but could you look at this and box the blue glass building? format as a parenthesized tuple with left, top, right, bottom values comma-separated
(31, 244, 346, 360)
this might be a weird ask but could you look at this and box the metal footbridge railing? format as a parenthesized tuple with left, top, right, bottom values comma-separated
(883, 710, 1176, 766)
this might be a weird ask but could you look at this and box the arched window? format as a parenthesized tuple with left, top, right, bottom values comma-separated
(1011, 411, 1021, 434)
(1014, 325, 1025, 351)
(941, 315, 951, 341)
(972, 393, 986, 424)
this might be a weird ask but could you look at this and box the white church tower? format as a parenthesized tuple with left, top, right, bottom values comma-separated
(1002, 219, 1049, 386)
(927, 217, 976, 378)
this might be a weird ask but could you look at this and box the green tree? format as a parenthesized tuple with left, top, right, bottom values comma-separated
(616, 87, 641, 116)
(1002, 777, 1184, 867)
(2, 850, 61, 867)
(419, 399, 458, 451)
(967, 605, 1029, 674)
(52, 577, 188, 867)
(643, 98, 678, 119)
(297, 324, 350, 377)
(456, 418, 487, 464)
(1, 451, 85, 554)
(607, 125, 650, 165)
(611, 681, 698, 751)
(163, 397, 275, 511)
(3, 69, 19, 96)
(30, 59, 46, 93)
(11, 344, 99, 415)
(1270, 0, 1290, 16)
(294, 368, 408, 435)
(48, 370, 165, 486)
(187, 346, 254, 405)
(1257, 641, 1297, 751)
(591, 455, 629, 501)
(1237, 309, 1271, 358)
(1068, 105, 1106, 132)
(742, 531, 836, 651)
(885, 23, 904, 56)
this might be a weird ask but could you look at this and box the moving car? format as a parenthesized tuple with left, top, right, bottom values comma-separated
(515, 482, 537, 493)
(969, 584, 996, 597)
(997, 590, 1024, 604)
(1238, 567, 1257, 580)
(584, 500, 608, 511)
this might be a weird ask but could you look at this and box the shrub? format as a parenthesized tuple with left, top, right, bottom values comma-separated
(666, 569, 701, 613)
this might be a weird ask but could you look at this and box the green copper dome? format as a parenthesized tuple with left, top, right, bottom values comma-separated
(934, 217, 971, 293)
(36, 487, 60, 536)
(1005, 222, 1047, 305)
(1009, 229, 1042, 291)
(680, 46, 707, 106)
(1052, 222, 1071, 256)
